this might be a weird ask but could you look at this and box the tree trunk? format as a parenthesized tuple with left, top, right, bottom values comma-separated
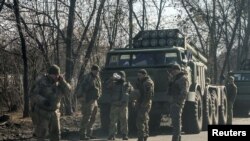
(64, 0, 76, 115)
(129, 0, 133, 48)
(210, 0, 217, 83)
(241, 0, 250, 68)
(142, 0, 146, 30)
(13, 0, 29, 117)
(55, 0, 60, 65)
(0, 0, 5, 13)
(237, 17, 241, 70)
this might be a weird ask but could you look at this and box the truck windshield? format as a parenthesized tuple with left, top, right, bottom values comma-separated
(233, 73, 250, 81)
(107, 52, 178, 67)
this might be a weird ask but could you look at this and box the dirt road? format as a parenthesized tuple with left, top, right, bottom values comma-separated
(60, 115, 250, 141)
(2, 113, 248, 141)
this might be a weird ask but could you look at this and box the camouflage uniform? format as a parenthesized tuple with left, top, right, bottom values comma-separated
(107, 71, 133, 140)
(30, 79, 40, 137)
(77, 66, 102, 139)
(134, 69, 154, 141)
(226, 76, 237, 124)
(30, 65, 71, 141)
(169, 68, 189, 141)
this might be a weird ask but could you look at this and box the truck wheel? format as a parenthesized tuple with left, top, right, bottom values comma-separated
(202, 90, 213, 130)
(99, 104, 110, 132)
(183, 90, 203, 134)
(211, 91, 219, 124)
(219, 91, 227, 124)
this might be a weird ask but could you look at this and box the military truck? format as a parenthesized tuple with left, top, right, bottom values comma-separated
(228, 70, 250, 116)
(99, 29, 228, 134)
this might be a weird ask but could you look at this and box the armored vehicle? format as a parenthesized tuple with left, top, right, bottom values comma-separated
(99, 29, 228, 134)
(228, 70, 250, 116)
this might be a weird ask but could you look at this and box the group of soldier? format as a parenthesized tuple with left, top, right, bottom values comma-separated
(75, 65, 155, 141)
(29, 63, 237, 141)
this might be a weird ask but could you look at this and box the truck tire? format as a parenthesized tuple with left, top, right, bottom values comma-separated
(202, 90, 213, 130)
(99, 104, 110, 132)
(211, 91, 219, 124)
(183, 90, 203, 134)
(219, 91, 227, 124)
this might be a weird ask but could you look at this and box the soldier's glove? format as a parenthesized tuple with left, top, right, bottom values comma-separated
(58, 75, 65, 83)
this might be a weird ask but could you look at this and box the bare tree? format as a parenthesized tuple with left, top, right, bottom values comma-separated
(103, 0, 120, 49)
(152, 0, 167, 30)
(0, 0, 5, 13)
(76, 0, 106, 93)
(13, 0, 29, 117)
(64, 0, 76, 115)
(240, 0, 250, 68)
(218, 0, 244, 83)
(128, 0, 133, 48)
(181, 0, 225, 83)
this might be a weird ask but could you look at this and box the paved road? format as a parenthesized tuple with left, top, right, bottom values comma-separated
(58, 115, 250, 141)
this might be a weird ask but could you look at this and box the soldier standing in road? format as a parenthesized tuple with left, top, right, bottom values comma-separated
(226, 76, 237, 124)
(106, 71, 133, 140)
(168, 63, 189, 141)
(76, 64, 102, 140)
(30, 64, 71, 141)
(133, 69, 154, 141)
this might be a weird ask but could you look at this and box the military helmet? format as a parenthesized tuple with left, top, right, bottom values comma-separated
(138, 69, 147, 75)
(228, 76, 234, 81)
(48, 64, 60, 75)
(118, 71, 126, 78)
(206, 78, 211, 84)
(168, 62, 181, 71)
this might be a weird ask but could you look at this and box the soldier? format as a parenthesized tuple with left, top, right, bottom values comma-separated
(168, 63, 189, 141)
(106, 71, 133, 140)
(76, 64, 102, 140)
(205, 77, 211, 86)
(133, 69, 154, 141)
(29, 75, 43, 137)
(226, 76, 237, 124)
(29, 64, 71, 141)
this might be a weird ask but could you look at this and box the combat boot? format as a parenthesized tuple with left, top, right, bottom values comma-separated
(80, 134, 90, 140)
(107, 135, 115, 140)
(144, 135, 148, 141)
(87, 129, 96, 139)
(87, 134, 96, 139)
(137, 137, 144, 141)
(122, 134, 128, 140)
(172, 135, 180, 141)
